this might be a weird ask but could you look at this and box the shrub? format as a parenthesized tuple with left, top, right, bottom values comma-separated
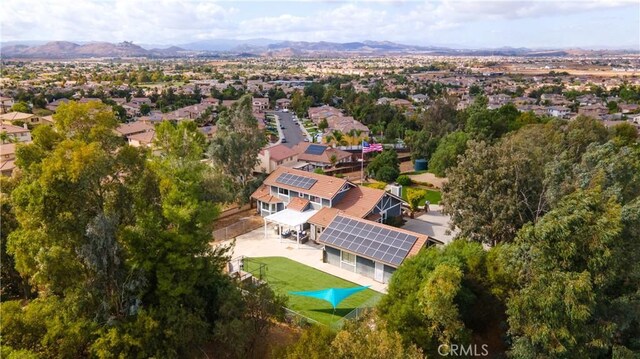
(396, 175, 412, 186)
(375, 165, 400, 183)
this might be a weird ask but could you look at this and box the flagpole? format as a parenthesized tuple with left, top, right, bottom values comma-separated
(360, 140, 364, 184)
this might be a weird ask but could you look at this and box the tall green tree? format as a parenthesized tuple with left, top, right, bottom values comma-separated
(428, 131, 469, 177)
(507, 189, 640, 357)
(378, 240, 506, 356)
(3, 101, 239, 358)
(367, 149, 400, 183)
(442, 123, 565, 244)
(208, 95, 266, 204)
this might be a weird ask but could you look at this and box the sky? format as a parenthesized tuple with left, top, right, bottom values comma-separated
(1, 0, 639, 49)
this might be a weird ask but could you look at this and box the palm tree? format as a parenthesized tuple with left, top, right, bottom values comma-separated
(329, 154, 338, 168)
(331, 130, 347, 146)
(323, 134, 334, 144)
(0, 132, 15, 144)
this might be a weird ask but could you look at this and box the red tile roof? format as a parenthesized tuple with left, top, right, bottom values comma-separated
(262, 144, 298, 162)
(291, 143, 352, 164)
(251, 185, 284, 204)
(287, 197, 310, 212)
(260, 167, 348, 200)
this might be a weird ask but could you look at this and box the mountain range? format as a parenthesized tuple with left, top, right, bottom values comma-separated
(1, 39, 637, 59)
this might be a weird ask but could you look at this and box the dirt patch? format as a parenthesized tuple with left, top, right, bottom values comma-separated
(215, 207, 256, 228)
(212, 207, 264, 242)
(408, 172, 448, 189)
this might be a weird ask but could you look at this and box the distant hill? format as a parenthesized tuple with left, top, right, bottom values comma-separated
(1, 40, 637, 59)
(0, 41, 188, 58)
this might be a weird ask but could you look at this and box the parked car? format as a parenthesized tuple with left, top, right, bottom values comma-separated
(280, 125, 285, 129)
(281, 138, 287, 143)
(304, 138, 309, 142)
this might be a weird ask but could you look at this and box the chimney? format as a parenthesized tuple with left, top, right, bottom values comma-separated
(23, 123, 28, 129)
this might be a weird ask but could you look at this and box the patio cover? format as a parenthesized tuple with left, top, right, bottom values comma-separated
(264, 208, 318, 247)
(264, 208, 318, 228)
(290, 286, 370, 309)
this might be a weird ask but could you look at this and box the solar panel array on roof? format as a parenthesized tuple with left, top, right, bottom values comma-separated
(276, 172, 318, 190)
(319, 215, 418, 267)
(305, 144, 326, 155)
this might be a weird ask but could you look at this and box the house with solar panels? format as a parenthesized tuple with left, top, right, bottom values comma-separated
(250, 167, 443, 283)
(318, 214, 441, 283)
(291, 143, 352, 170)
(251, 166, 404, 224)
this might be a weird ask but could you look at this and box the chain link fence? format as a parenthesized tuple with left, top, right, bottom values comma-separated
(213, 216, 263, 241)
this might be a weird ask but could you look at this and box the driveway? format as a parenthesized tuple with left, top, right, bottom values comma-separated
(216, 226, 388, 293)
(270, 110, 307, 148)
(402, 205, 456, 245)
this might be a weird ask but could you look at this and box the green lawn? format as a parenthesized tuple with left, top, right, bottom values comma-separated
(243, 256, 381, 325)
(401, 186, 442, 205)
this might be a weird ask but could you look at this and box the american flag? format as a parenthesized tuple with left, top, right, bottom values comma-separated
(362, 141, 383, 153)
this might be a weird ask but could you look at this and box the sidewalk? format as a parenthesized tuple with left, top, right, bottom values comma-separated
(216, 227, 388, 293)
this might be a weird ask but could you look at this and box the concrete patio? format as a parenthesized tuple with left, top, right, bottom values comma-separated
(403, 205, 457, 245)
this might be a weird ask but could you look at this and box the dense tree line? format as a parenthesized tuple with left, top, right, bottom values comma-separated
(1, 100, 283, 358)
(275, 116, 639, 357)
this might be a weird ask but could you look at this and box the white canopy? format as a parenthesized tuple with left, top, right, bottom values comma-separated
(264, 208, 318, 248)
(264, 208, 318, 228)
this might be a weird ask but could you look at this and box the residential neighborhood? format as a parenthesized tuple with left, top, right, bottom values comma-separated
(1, 1, 640, 357)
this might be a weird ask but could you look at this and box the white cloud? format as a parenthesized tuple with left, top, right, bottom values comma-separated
(0, 0, 637, 47)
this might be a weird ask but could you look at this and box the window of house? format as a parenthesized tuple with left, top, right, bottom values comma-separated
(341, 251, 356, 266)
(309, 195, 320, 204)
(278, 188, 289, 196)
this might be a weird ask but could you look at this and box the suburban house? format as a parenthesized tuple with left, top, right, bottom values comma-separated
(1, 124, 32, 143)
(275, 98, 291, 110)
(323, 115, 370, 137)
(390, 99, 412, 109)
(129, 97, 152, 107)
(308, 105, 343, 122)
(115, 121, 155, 147)
(547, 106, 571, 118)
(291, 143, 352, 169)
(0, 112, 41, 125)
(578, 104, 608, 119)
(127, 131, 156, 148)
(251, 166, 405, 236)
(255, 144, 299, 174)
(410, 94, 429, 103)
(319, 213, 440, 283)
(250, 167, 438, 283)
(46, 98, 70, 112)
(0, 143, 16, 176)
(252, 97, 269, 113)
(0, 97, 14, 114)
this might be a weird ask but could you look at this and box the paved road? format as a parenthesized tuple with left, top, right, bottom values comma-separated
(271, 111, 307, 148)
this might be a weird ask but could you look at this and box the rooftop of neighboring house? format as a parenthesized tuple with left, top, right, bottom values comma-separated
(1, 123, 30, 134)
(0, 143, 16, 156)
(0, 112, 35, 121)
(127, 130, 156, 145)
(115, 121, 154, 136)
(261, 143, 298, 162)
(291, 142, 352, 164)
